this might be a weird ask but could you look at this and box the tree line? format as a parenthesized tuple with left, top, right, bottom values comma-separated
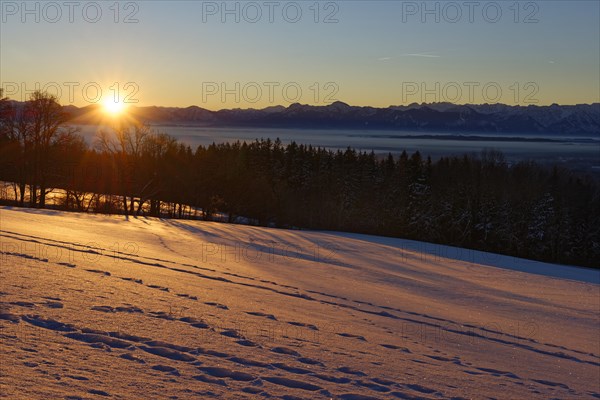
(1, 91, 598, 267)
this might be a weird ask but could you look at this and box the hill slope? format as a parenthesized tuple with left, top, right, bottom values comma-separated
(1, 207, 598, 399)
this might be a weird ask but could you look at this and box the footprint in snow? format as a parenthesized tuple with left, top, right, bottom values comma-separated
(204, 302, 229, 310)
(262, 376, 322, 392)
(338, 332, 366, 341)
(198, 366, 256, 381)
(354, 380, 391, 393)
(88, 389, 111, 397)
(85, 269, 111, 276)
(287, 321, 318, 330)
(245, 311, 277, 320)
(139, 345, 196, 362)
(337, 367, 366, 376)
(152, 365, 180, 375)
(271, 346, 301, 357)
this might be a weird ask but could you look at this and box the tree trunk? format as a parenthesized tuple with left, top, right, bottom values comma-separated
(30, 184, 37, 207)
(150, 199, 160, 217)
(64, 191, 71, 210)
(18, 183, 25, 206)
(136, 199, 145, 215)
(39, 184, 46, 208)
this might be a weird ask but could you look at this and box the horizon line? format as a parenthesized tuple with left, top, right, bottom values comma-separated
(5, 98, 600, 111)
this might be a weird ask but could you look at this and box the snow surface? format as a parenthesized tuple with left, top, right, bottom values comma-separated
(1, 206, 599, 399)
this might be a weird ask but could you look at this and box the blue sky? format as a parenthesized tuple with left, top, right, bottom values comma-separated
(1, 0, 599, 108)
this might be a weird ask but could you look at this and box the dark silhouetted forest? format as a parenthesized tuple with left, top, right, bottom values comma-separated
(1, 92, 598, 268)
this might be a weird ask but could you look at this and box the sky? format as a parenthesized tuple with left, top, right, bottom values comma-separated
(1, 0, 599, 109)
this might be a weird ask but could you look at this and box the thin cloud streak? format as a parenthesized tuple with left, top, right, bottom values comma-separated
(377, 52, 441, 61)
(399, 53, 441, 58)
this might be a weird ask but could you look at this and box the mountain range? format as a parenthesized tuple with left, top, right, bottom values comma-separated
(60, 101, 600, 135)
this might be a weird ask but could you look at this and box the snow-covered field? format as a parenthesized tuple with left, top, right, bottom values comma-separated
(1, 206, 598, 399)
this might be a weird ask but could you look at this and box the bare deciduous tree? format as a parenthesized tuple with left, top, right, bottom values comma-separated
(25, 91, 69, 207)
(96, 122, 151, 215)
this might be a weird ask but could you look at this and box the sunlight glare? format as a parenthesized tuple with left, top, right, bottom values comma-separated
(103, 98, 126, 115)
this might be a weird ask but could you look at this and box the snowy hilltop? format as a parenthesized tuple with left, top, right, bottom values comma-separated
(1, 207, 599, 399)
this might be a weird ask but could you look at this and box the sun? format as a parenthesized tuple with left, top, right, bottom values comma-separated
(103, 98, 127, 115)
